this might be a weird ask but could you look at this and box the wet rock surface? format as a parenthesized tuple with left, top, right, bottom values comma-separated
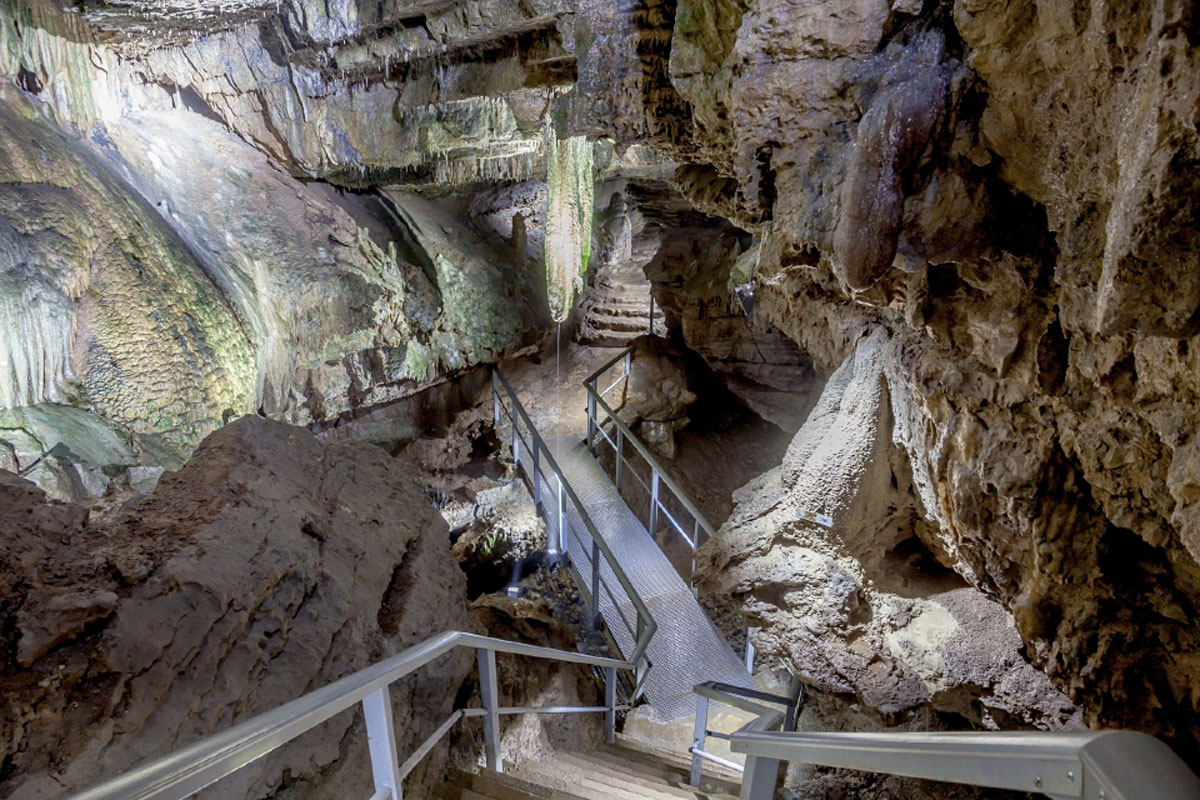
(0, 416, 479, 799)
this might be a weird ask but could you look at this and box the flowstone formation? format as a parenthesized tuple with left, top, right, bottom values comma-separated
(0, 417, 479, 799)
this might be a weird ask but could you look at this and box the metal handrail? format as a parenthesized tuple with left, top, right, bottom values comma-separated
(689, 681, 800, 789)
(68, 631, 630, 800)
(693, 684, 1200, 800)
(491, 368, 657, 675)
(583, 347, 718, 551)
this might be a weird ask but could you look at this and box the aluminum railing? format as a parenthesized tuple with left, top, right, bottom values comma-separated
(67, 631, 632, 800)
(583, 347, 719, 585)
(691, 683, 1200, 800)
(689, 680, 801, 787)
(583, 345, 834, 589)
(491, 367, 656, 699)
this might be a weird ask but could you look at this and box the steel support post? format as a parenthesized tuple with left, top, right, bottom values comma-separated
(556, 480, 566, 566)
(739, 755, 782, 800)
(591, 540, 601, 628)
(634, 617, 648, 699)
(587, 391, 596, 453)
(744, 632, 756, 673)
(785, 673, 803, 732)
(492, 375, 500, 427)
(689, 694, 709, 787)
(511, 422, 520, 465)
(604, 667, 617, 745)
(478, 648, 502, 773)
(533, 445, 541, 507)
(649, 471, 660, 535)
(363, 687, 403, 800)
(615, 429, 624, 491)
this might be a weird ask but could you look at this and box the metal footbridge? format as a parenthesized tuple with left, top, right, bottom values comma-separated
(491, 350, 754, 719)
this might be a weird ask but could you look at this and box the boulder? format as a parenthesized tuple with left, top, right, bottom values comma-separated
(0, 416, 479, 799)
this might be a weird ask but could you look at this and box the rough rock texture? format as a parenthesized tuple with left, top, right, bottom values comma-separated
(617, 335, 697, 458)
(5, 0, 1200, 780)
(0, 416, 478, 799)
(698, 332, 1079, 733)
(471, 594, 604, 762)
(638, 0, 1200, 768)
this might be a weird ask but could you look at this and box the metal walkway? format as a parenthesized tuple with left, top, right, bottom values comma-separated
(525, 435, 754, 720)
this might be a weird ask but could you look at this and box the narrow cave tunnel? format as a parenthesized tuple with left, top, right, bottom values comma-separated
(2, 1, 1200, 799)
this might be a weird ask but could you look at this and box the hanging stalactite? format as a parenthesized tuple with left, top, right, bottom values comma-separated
(544, 125, 594, 322)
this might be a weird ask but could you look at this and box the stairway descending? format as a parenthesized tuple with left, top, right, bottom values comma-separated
(439, 738, 742, 800)
(578, 253, 665, 347)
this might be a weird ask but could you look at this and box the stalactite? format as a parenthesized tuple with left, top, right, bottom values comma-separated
(543, 126, 594, 322)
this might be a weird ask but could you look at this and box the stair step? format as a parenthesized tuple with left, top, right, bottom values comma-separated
(558, 752, 737, 800)
(609, 737, 745, 788)
(442, 769, 589, 800)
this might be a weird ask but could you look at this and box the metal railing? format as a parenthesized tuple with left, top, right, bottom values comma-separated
(68, 631, 631, 800)
(491, 367, 656, 699)
(689, 680, 802, 787)
(691, 684, 1200, 800)
(583, 347, 718, 584)
(583, 346, 834, 592)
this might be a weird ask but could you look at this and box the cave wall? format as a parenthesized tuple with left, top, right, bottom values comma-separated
(645, 0, 1200, 763)
(1, 0, 1199, 775)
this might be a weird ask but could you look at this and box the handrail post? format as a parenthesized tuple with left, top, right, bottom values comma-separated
(511, 421, 520, 465)
(590, 540, 601, 629)
(634, 616, 648, 699)
(739, 754, 781, 800)
(587, 388, 597, 454)
(689, 693, 709, 787)
(604, 667, 617, 745)
(744, 631, 756, 673)
(649, 471, 660, 535)
(555, 479, 565, 567)
(624, 349, 632, 380)
(363, 687, 403, 800)
(478, 648, 502, 773)
(615, 428, 624, 492)
(533, 444, 542, 507)
(492, 371, 500, 427)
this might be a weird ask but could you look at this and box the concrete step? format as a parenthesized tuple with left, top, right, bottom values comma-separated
(558, 752, 738, 800)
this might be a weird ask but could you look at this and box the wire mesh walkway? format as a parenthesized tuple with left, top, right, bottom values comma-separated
(524, 434, 755, 720)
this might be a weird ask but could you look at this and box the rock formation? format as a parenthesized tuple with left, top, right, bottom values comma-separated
(2, 0, 1200, 787)
(0, 417, 479, 798)
(698, 332, 1079, 732)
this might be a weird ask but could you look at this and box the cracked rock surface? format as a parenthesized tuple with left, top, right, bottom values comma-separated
(0, 416, 478, 799)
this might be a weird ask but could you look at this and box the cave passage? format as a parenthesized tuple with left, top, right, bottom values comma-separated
(3, 1, 1200, 798)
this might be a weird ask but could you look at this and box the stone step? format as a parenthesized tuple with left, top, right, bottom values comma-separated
(580, 313, 650, 334)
